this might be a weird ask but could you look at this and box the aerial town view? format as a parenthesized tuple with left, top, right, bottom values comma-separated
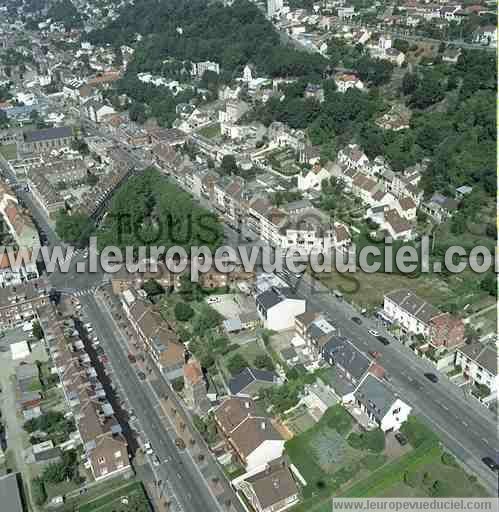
(0, 0, 496, 511)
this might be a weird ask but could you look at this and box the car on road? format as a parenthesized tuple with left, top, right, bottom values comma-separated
(482, 456, 499, 471)
(137, 371, 146, 381)
(394, 432, 408, 446)
(351, 317, 362, 325)
(153, 455, 161, 466)
(377, 336, 390, 346)
(369, 351, 381, 359)
(368, 329, 380, 337)
(424, 372, 438, 383)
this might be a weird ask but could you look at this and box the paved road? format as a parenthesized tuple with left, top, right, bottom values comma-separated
(81, 294, 224, 512)
(276, 270, 499, 496)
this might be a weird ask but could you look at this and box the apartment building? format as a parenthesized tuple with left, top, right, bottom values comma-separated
(0, 182, 40, 250)
(39, 303, 130, 481)
(121, 288, 185, 379)
(381, 289, 464, 347)
(455, 343, 497, 400)
(27, 174, 65, 218)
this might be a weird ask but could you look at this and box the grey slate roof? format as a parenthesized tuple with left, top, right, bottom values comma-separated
(0, 473, 24, 512)
(355, 374, 396, 422)
(322, 336, 371, 382)
(255, 287, 300, 312)
(228, 367, 277, 395)
(385, 289, 439, 325)
(24, 126, 72, 143)
(459, 343, 497, 376)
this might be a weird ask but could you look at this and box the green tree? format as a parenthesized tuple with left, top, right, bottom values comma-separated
(32, 321, 44, 340)
(175, 302, 194, 322)
(143, 279, 164, 296)
(227, 354, 248, 375)
(55, 211, 94, 246)
(220, 154, 238, 175)
(31, 477, 47, 506)
(254, 354, 275, 371)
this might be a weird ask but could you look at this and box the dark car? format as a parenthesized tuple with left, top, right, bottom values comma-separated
(424, 372, 438, 383)
(137, 371, 146, 381)
(377, 336, 390, 346)
(351, 317, 362, 325)
(395, 432, 408, 446)
(482, 457, 499, 471)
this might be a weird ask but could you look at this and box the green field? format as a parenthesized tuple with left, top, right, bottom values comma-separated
(291, 416, 489, 512)
(0, 144, 17, 160)
(197, 123, 220, 139)
(78, 481, 151, 512)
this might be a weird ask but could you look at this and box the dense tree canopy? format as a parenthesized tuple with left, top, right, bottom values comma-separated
(96, 169, 224, 255)
(89, 0, 327, 78)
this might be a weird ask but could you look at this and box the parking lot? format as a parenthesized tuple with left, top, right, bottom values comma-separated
(205, 293, 255, 319)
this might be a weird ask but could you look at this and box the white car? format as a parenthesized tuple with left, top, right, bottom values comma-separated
(368, 330, 380, 337)
(153, 455, 160, 466)
(207, 297, 220, 305)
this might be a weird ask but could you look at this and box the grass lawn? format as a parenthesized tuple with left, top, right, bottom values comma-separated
(285, 405, 358, 500)
(221, 340, 268, 378)
(0, 144, 17, 160)
(46, 479, 80, 501)
(78, 481, 151, 512)
(197, 123, 220, 139)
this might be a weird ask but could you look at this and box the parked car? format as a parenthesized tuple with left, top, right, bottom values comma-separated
(424, 372, 438, 383)
(175, 438, 186, 450)
(368, 329, 380, 337)
(137, 371, 146, 381)
(395, 432, 408, 446)
(351, 317, 362, 325)
(127, 353, 136, 364)
(153, 455, 161, 466)
(482, 456, 499, 472)
(377, 336, 390, 346)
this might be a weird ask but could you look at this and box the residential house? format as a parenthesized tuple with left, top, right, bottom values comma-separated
(121, 289, 185, 379)
(183, 359, 211, 416)
(297, 164, 330, 192)
(442, 48, 462, 64)
(473, 25, 497, 46)
(381, 289, 464, 347)
(0, 278, 49, 329)
(256, 287, 306, 331)
(354, 374, 412, 432)
(455, 343, 498, 400)
(295, 311, 336, 359)
(0, 182, 41, 250)
(304, 83, 324, 103)
(214, 396, 285, 470)
(335, 73, 364, 93)
(228, 367, 279, 397)
(28, 173, 66, 218)
(380, 209, 414, 240)
(321, 336, 373, 402)
(337, 144, 369, 171)
(234, 458, 300, 512)
(422, 193, 459, 223)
